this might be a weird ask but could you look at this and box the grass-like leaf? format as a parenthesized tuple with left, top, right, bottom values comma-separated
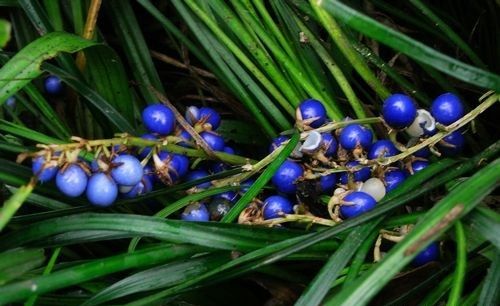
(0, 248, 45, 285)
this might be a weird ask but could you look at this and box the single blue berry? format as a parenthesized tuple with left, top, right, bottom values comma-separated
(177, 129, 193, 147)
(122, 175, 153, 198)
(319, 173, 337, 193)
(430, 93, 464, 125)
(339, 124, 373, 150)
(412, 242, 439, 266)
(321, 133, 337, 157)
(339, 161, 371, 184)
(368, 140, 399, 160)
(223, 146, 235, 154)
(86, 172, 118, 207)
(181, 203, 210, 222)
(263, 195, 293, 220)
(409, 160, 429, 174)
(208, 197, 232, 221)
(198, 107, 221, 130)
(186, 169, 212, 189)
(215, 190, 238, 202)
(170, 154, 190, 180)
(138, 134, 157, 159)
(413, 146, 431, 158)
(438, 131, 465, 156)
(384, 170, 407, 192)
(269, 135, 289, 153)
(32, 156, 58, 183)
(111, 154, 143, 186)
(382, 94, 417, 129)
(200, 131, 225, 151)
(5, 96, 16, 109)
(271, 160, 304, 194)
(297, 99, 327, 128)
(44, 75, 64, 95)
(340, 191, 376, 219)
(142, 104, 175, 135)
(55, 164, 88, 197)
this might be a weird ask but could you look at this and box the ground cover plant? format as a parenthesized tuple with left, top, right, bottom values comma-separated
(0, 0, 499, 305)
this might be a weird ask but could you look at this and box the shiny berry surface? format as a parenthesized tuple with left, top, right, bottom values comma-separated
(339, 124, 373, 150)
(198, 107, 221, 130)
(319, 173, 337, 193)
(56, 164, 88, 197)
(340, 191, 376, 219)
(263, 195, 293, 219)
(269, 135, 289, 153)
(86, 173, 118, 207)
(410, 160, 429, 174)
(169, 154, 190, 181)
(111, 154, 143, 186)
(208, 198, 232, 221)
(5, 96, 16, 109)
(186, 169, 211, 189)
(321, 133, 337, 157)
(138, 134, 157, 159)
(382, 94, 417, 129)
(44, 75, 64, 95)
(413, 146, 431, 158)
(406, 109, 436, 138)
(339, 161, 371, 184)
(298, 99, 327, 128)
(142, 104, 175, 135)
(181, 203, 210, 222)
(430, 93, 464, 125)
(368, 140, 399, 160)
(200, 131, 225, 151)
(32, 156, 58, 183)
(438, 131, 465, 156)
(412, 242, 439, 266)
(384, 169, 407, 192)
(122, 176, 153, 198)
(271, 160, 304, 194)
(215, 190, 238, 202)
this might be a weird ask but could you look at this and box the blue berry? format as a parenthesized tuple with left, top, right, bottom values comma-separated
(142, 104, 176, 135)
(297, 99, 327, 128)
(223, 146, 235, 154)
(339, 124, 373, 150)
(200, 131, 225, 151)
(181, 203, 210, 222)
(86, 172, 118, 207)
(143, 165, 157, 184)
(215, 190, 238, 202)
(170, 154, 190, 180)
(413, 146, 431, 158)
(208, 198, 232, 221)
(438, 131, 465, 156)
(269, 135, 289, 153)
(186, 169, 211, 189)
(409, 160, 429, 174)
(339, 161, 371, 184)
(55, 164, 88, 197)
(138, 134, 157, 159)
(368, 140, 399, 160)
(384, 170, 407, 192)
(321, 133, 338, 157)
(412, 242, 439, 266)
(263, 195, 293, 219)
(382, 94, 417, 129)
(340, 191, 376, 219)
(5, 96, 16, 109)
(111, 154, 143, 186)
(32, 156, 58, 183)
(430, 93, 464, 125)
(177, 129, 193, 147)
(198, 107, 221, 130)
(271, 160, 304, 194)
(319, 173, 337, 193)
(240, 179, 255, 193)
(122, 175, 153, 198)
(44, 75, 64, 95)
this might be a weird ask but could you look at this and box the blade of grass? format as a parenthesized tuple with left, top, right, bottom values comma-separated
(478, 250, 500, 306)
(42, 0, 64, 31)
(0, 19, 10, 48)
(464, 207, 500, 249)
(0, 248, 45, 285)
(24, 247, 61, 306)
(447, 221, 467, 306)
(0, 180, 35, 231)
(5, 186, 72, 210)
(342, 228, 380, 288)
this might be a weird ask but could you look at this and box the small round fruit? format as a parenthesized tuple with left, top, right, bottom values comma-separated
(5, 96, 16, 109)
(138, 134, 157, 159)
(409, 160, 429, 174)
(198, 107, 221, 130)
(208, 198, 232, 221)
(339, 161, 371, 184)
(406, 109, 436, 138)
(200, 131, 225, 151)
(384, 169, 406, 192)
(181, 203, 210, 222)
(413, 146, 431, 158)
(300, 131, 322, 153)
(382, 94, 417, 129)
(430, 93, 464, 125)
(86, 172, 118, 207)
(142, 104, 175, 135)
(340, 191, 376, 219)
(319, 173, 337, 193)
(263, 195, 293, 220)
(360, 178, 386, 202)
(56, 164, 88, 197)
(186, 169, 211, 189)
(438, 131, 465, 156)
(269, 135, 289, 153)
(122, 176, 153, 198)
(215, 190, 238, 202)
(271, 160, 304, 194)
(297, 99, 327, 128)
(368, 140, 399, 160)
(339, 124, 373, 150)
(321, 133, 338, 157)
(44, 75, 64, 95)
(32, 156, 58, 183)
(412, 242, 439, 266)
(111, 154, 143, 186)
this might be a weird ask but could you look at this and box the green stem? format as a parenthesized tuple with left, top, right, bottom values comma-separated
(24, 247, 61, 306)
(447, 221, 467, 306)
(0, 180, 34, 232)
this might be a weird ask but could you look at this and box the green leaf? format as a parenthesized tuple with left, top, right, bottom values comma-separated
(0, 248, 45, 285)
(0, 182, 34, 231)
(0, 31, 97, 105)
(479, 250, 500, 306)
(318, 0, 500, 91)
(0, 19, 11, 48)
(464, 207, 500, 250)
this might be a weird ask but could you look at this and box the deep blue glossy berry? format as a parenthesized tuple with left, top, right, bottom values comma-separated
(181, 203, 210, 222)
(384, 169, 407, 192)
(321, 133, 337, 157)
(186, 169, 211, 189)
(32, 156, 58, 183)
(368, 140, 399, 160)
(382, 94, 417, 129)
(86, 172, 118, 207)
(263, 195, 293, 220)
(269, 135, 289, 153)
(413, 146, 431, 158)
(44, 75, 64, 95)
(56, 164, 88, 197)
(142, 104, 176, 135)
(412, 242, 439, 266)
(138, 133, 157, 159)
(198, 107, 221, 130)
(143, 165, 157, 184)
(177, 129, 193, 147)
(438, 131, 465, 156)
(200, 131, 225, 151)
(340, 191, 376, 219)
(215, 190, 238, 202)
(339, 124, 373, 150)
(208, 198, 232, 221)
(111, 154, 143, 186)
(410, 160, 429, 174)
(298, 99, 327, 128)
(430, 93, 464, 125)
(240, 179, 255, 193)
(339, 161, 371, 184)
(122, 175, 153, 198)
(170, 154, 190, 180)
(223, 146, 235, 154)
(5, 96, 16, 109)
(271, 160, 304, 194)
(319, 173, 337, 193)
